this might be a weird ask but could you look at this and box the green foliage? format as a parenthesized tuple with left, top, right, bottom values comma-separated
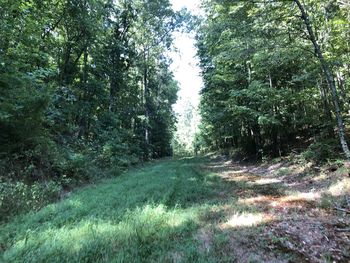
(301, 139, 340, 163)
(0, 158, 229, 262)
(0, 72, 49, 154)
(172, 99, 201, 156)
(196, 0, 350, 161)
(0, 180, 61, 221)
(2, 157, 312, 262)
(0, 0, 188, 219)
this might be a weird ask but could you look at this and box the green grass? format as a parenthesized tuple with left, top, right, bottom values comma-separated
(0, 157, 244, 263)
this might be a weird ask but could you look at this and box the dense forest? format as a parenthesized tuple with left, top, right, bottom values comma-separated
(1, 0, 350, 220)
(0, 0, 188, 218)
(1, 0, 350, 262)
(196, 0, 350, 162)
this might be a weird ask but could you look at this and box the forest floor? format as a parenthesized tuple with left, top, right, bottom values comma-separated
(1, 155, 349, 262)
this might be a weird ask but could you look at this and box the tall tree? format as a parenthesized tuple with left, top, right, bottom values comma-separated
(0, 0, 183, 182)
(196, 0, 350, 161)
(293, 0, 350, 159)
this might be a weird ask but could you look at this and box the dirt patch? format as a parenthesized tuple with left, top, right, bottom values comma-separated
(196, 227, 213, 254)
(267, 216, 350, 262)
(168, 251, 184, 263)
(223, 228, 297, 263)
(205, 156, 350, 262)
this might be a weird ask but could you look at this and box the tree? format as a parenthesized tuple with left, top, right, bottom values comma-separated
(0, 0, 183, 182)
(196, 0, 350, 161)
(293, 0, 350, 159)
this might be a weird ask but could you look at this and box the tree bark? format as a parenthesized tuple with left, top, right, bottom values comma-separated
(143, 49, 151, 160)
(78, 47, 88, 138)
(294, 0, 350, 159)
(109, 26, 123, 113)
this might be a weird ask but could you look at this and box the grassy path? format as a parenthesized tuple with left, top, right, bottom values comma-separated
(0, 157, 232, 262)
(1, 156, 349, 262)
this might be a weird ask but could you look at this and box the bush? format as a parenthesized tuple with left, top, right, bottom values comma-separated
(0, 180, 61, 221)
(222, 147, 251, 162)
(301, 139, 340, 163)
(0, 72, 49, 155)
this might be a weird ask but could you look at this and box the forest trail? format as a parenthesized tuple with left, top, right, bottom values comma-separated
(1, 156, 349, 262)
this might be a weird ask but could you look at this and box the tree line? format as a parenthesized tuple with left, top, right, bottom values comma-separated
(0, 0, 186, 218)
(196, 0, 350, 161)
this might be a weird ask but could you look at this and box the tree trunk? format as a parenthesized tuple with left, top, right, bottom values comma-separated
(78, 47, 89, 139)
(109, 27, 123, 113)
(294, 0, 350, 159)
(336, 71, 348, 107)
(143, 49, 151, 160)
(318, 77, 334, 137)
(252, 124, 262, 161)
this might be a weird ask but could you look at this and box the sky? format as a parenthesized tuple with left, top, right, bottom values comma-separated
(170, 0, 203, 113)
(169, 0, 203, 151)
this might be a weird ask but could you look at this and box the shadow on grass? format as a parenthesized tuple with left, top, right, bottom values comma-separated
(4, 156, 345, 262)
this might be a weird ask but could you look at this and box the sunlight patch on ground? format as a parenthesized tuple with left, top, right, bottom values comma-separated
(282, 191, 321, 202)
(4, 204, 199, 261)
(238, 191, 321, 209)
(221, 212, 273, 229)
(327, 177, 350, 196)
(248, 178, 282, 185)
(219, 171, 260, 182)
(3, 157, 350, 262)
(229, 170, 247, 174)
(312, 173, 328, 182)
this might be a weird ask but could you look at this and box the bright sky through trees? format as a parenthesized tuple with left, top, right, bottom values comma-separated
(170, 0, 202, 152)
(170, 0, 202, 112)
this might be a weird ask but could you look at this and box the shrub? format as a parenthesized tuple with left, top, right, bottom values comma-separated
(301, 139, 340, 163)
(0, 180, 61, 221)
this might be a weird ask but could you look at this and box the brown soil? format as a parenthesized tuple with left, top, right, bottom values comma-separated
(202, 156, 350, 263)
